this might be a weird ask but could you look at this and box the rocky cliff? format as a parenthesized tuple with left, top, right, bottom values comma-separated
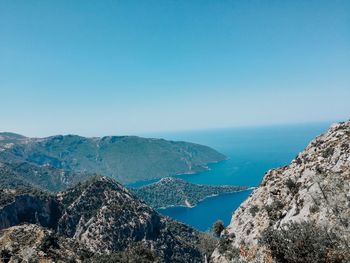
(212, 121, 350, 263)
(0, 224, 90, 262)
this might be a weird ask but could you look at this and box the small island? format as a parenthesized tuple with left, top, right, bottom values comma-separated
(131, 177, 249, 209)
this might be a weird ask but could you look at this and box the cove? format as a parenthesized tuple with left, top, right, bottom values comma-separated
(143, 122, 333, 230)
(159, 190, 253, 232)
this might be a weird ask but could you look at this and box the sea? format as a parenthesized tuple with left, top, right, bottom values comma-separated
(135, 122, 333, 232)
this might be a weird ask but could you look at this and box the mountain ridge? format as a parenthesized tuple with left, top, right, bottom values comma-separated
(0, 176, 215, 262)
(0, 132, 226, 184)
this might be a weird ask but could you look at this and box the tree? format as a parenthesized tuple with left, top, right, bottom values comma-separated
(213, 220, 225, 237)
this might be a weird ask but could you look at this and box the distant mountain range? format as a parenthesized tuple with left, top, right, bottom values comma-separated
(132, 177, 249, 209)
(0, 132, 226, 184)
(1, 121, 349, 263)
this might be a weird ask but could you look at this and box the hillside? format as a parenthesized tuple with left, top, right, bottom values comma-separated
(0, 176, 215, 263)
(0, 161, 93, 192)
(132, 177, 249, 208)
(211, 121, 350, 263)
(0, 133, 226, 184)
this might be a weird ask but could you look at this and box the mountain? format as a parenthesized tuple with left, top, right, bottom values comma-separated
(132, 177, 249, 208)
(0, 176, 215, 262)
(0, 161, 94, 192)
(0, 133, 226, 184)
(211, 121, 350, 263)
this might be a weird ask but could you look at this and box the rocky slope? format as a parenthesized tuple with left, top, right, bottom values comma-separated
(0, 133, 226, 184)
(0, 224, 90, 262)
(0, 176, 215, 262)
(211, 121, 350, 263)
(132, 177, 249, 208)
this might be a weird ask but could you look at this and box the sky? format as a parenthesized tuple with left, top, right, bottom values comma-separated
(0, 0, 349, 137)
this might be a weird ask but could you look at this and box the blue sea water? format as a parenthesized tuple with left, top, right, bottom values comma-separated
(142, 122, 332, 231)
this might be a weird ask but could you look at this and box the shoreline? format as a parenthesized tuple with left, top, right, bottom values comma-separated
(157, 188, 255, 210)
(127, 157, 229, 188)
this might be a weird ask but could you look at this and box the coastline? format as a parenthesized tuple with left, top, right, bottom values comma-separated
(128, 157, 228, 188)
(157, 188, 254, 210)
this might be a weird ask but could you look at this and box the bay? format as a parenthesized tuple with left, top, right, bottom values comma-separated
(143, 122, 333, 231)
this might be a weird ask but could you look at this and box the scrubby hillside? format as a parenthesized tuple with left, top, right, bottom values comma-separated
(212, 121, 350, 263)
(0, 224, 90, 262)
(132, 177, 248, 208)
(0, 161, 93, 192)
(0, 133, 226, 184)
(0, 176, 215, 262)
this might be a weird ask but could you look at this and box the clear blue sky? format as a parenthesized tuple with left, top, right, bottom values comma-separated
(1, 0, 349, 137)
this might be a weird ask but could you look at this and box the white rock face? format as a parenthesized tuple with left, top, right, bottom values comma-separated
(212, 121, 350, 263)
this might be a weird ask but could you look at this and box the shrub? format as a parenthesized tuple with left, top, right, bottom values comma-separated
(39, 234, 59, 252)
(0, 249, 11, 263)
(309, 203, 319, 214)
(223, 246, 240, 261)
(213, 220, 225, 237)
(285, 178, 299, 195)
(90, 243, 160, 263)
(218, 236, 231, 254)
(249, 205, 259, 217)
(265, 200, 284, 221)
(322, 147, 334, 158)
(260, 221, 346, 263)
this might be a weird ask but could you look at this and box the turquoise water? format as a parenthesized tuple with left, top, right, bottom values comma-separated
(143, 122, 332, 231)
(159, 190, 252, 232)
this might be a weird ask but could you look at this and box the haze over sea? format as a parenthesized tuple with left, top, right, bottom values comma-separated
(141, 122, 333, 231)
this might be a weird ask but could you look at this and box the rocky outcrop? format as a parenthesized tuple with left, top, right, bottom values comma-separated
(0, 191, 60, 231)
(0, 176, 214, 262)
(212, 121, 350, 263)
(0, 224, 89, 262)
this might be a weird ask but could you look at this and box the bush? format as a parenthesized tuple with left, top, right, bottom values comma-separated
(260, 221, 346, 263)
(265, 200, 284, 221)
(90, 243, 160, 263)
(218, 236, 231, 254)
(285, 178, 299, 195)
(249, 205, 259, 217)
(213, 220, 225, 237)
(309, 203, 319, 214)
(322, 147, 334, 158)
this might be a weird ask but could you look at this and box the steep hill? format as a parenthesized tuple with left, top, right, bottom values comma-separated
(132, 177, 249, 208)
(0, 176, 215, 262)
(211, 121, 350, 263)
(0, 133, 226, 184)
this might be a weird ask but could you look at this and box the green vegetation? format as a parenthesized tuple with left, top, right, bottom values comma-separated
(132, 177, 248, 209)
(285, 178, 299, 195)
(89, 243, 161, 263)
(0, 133, 226, 184)
(260, 221, 347, 263)
(0, 162, 93, 192)
(213, 220, 225, 237)
(265, 200, 285, 221)
(249, 205, 259, 217)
